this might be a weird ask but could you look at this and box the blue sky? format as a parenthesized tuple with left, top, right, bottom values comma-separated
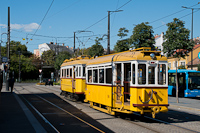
(1, 0, 200, 53)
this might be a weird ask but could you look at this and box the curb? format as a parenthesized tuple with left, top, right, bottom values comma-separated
(169, 104, 200, 112)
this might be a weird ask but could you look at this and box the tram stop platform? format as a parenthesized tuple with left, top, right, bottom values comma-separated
(0, 84, 200, 133)
(0, 86, 46, 133)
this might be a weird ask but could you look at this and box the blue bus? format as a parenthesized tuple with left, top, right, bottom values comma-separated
(168, 69, 200, 97)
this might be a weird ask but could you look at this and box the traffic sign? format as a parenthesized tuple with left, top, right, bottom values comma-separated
(2, 57, 7, 62)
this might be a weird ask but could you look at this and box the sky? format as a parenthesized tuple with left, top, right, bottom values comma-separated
(1, 0, 200, 53)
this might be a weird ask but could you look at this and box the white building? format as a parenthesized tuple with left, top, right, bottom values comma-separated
(154, 32, 164, 55)
(36, 42, 73, 57)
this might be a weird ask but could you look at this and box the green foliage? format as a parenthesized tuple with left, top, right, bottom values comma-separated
(114, 27, 131, 52)
(88, 37, 104, 57)
(54, 51, 72, 70)
(41, 50, 55, 66)
(130, 22, 155, 49)
(163, 18, 194, 58)
(1, 41, 39, 80)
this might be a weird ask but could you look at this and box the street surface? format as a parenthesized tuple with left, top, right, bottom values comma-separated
(1, 83, 200, 133)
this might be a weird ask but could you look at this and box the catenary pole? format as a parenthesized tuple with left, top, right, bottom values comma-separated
(6, 7, 10, 91)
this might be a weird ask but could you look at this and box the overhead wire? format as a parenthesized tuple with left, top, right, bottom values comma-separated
(30, 0, 55, 41)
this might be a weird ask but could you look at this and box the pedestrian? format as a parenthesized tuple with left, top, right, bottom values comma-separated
(0, 71, 3, 93)
(9, 73, 15, 93)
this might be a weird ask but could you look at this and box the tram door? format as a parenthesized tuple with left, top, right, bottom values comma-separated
(124, 63, 131, 102)
(115, 63, 122, 103)
(72, 66, 76, 93)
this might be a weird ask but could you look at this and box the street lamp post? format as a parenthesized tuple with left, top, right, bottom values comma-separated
(182, 5, 200, 70)
(107, 10, 123, 55)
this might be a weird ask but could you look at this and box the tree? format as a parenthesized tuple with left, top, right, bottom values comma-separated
(130, 22, 155, 49)
(54, 51, 72, 70)
(88, 37, 104, 57)
(163, 18, 194, 103)
(114, 27, 130, 52)
(1, 41, 38, 81)
(41, 50, 55, 66)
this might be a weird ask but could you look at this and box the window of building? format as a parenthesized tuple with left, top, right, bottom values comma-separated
(138, 64, 146, 84)
(168, 63, 171, 69)
(180, 61, 185, 66)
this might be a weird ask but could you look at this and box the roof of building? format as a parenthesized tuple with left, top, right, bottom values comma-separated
(47, 44, 73, 54)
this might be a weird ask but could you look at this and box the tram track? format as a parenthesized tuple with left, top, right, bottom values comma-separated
(14, 85, 200, 133)
(15, 85, 110, 133)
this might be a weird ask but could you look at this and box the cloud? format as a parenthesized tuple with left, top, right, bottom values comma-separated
(0, 23, 40, 32)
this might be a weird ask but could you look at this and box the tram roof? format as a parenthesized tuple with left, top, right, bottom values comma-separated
(87, 47, 167, 66)
(61, 56, 91, 67)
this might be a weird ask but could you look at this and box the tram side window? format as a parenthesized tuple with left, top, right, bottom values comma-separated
(79, 67, 81, 77)
(148, 66, 155, 84)
(138, 64, 146, 84)
(99, 69, 104, 83)
(70, 68, 72, 78)
(132, 64, 135, 84)
(76, 67, 78, 77)
(61, 69, 64, 77)
(63, 69, 66, 77)
(88, 70, 92, 83)
(106, 68, 112, 84)
(83, 66, 86, 77)
(67, 68, 69, 77)
(158, 64, 166, 85)
(93, 69, 98, 83)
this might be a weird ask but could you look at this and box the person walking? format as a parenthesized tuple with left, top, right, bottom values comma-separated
(9, 73, 15, 93)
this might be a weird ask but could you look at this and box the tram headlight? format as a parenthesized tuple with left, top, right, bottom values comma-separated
(150, 53, 155, 59)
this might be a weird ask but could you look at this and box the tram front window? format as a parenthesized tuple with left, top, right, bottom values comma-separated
(188, 73, 200, 90)
(148, 66, 155, 84)
(158, 64, 166, 85)
(138, 64, 146, 84)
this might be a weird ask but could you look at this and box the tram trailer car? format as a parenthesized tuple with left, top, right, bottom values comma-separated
(85, 47, 169, 118)
(60, 56, 90, 101)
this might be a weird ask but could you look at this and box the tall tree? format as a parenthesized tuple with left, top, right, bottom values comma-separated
(114, 27, 130, 52)
(41, 50, 55, 66)
(163, 18, 194, 103)
(130, 22, 155, 49)
(88, 37, 104, 57)
(54, 51, 72, 70)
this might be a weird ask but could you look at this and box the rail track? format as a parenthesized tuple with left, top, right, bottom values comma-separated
(14, 84, 200, 133)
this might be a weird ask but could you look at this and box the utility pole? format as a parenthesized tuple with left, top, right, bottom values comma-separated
(107, 11, 110, 55)
(74, 32, 76, 56)
(182, 4, 200, 69)
(18, 51, 21, 83)
(6, 7, 10, 91)
(107, 10, 123, 55)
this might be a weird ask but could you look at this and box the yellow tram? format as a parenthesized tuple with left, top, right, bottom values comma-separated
(60, 56, 90, 100)
(85, 47, 169, 118)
